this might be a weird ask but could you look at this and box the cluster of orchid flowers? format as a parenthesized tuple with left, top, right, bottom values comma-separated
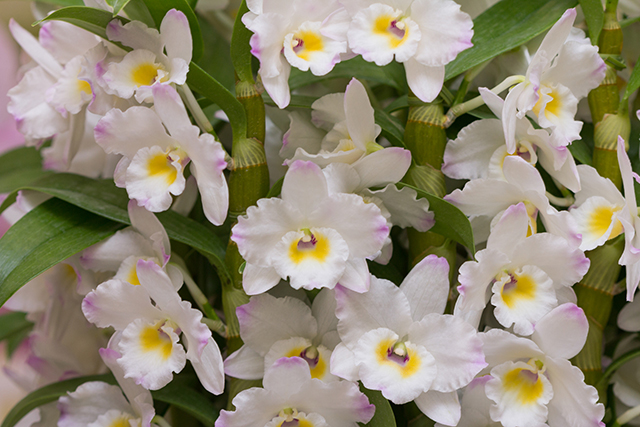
(3, 1, 640, 427)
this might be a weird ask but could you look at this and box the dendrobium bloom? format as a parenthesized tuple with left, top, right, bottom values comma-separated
(342, 0, 473, 102)
(102, 9, 192, 103)
(216, 356, 374, 427)
(570, 137, 640, 299)
(80, 200, 172, 288)
(445, 155, 580, 245)
(242, 0, 350, 108)
(501, 8, 605, 149)
(480, 304, 604, 427)
(455, 203, 589, 335)
(281, 78, 386, 167)
(58, 348, 156, 427)
(330, 255, 486, 426)
(95, 84, 228, 224)
(231, 160, 389, 294)
(82, 260, 224, 394)
(7, 19, 112, 173)
(443, 88, 581, 192)
(225, 289, 340, 382)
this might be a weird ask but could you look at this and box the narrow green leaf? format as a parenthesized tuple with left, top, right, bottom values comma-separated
(569, 139, 593, 165)
(289, 56, 407, 91)
(445, 0, 579, 80)
(397, 182, 475, 255)
(579, 0, 604, 44)
(123, 0, 156, 27)
(2, 374, 115, 427)
(107, 0, 132, 16)
(266, 176, 284, 198)
(230, 0, 254, 83)
(27, 0, 84, 6)
(188, 63, 248, 142)
(359, 384, 396, 427)
(152, 383, 218, 424)
(624, 55, 640, 101)
(375, 109, 406, 148)
(38, 6, 129, 45)
(0, 147, 51, 194)
(197, 14, 235, 91)
(0, 173, 231, 284)
(0, 312, 32, 342)
(141, 0, 204, 62)
(0, 198, 125, 308)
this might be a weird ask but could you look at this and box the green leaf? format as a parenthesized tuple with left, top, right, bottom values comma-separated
(187, 63, 248, 142)
(397, 182, 475, 255)
(28, 0, 84, 6)
(2, 374, 116, 427)
(569, 139, 593, 165)
(625, 54, 640, 102)
(230, 0, 254, 83)
(445, 0, 579, 80)
(359, 385, 396, 427)
(289, 56, 407, 91)
(0, 198, 125, 308)
(0, 173, 231, 284)
(106, 0, 132, 16)
(152, 383, 218, 424)
(375, 109, 406, 148)
(197, 14, 235, 91)
(579, 0, 604, 44)
(141, 0, 204, 62)
(266, 176, 284, 198)
(0, 311, 32, 342)
(38, 6, 129, 46)
(0, 146, 52, 194)
(123, 0, 156, 27)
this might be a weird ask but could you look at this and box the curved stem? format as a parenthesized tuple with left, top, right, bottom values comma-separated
(597, 347, 640, 391)
(152, 416, 173, 427)
(444, 75, 525, 127)
(616, 403, 640, 426)
(169, 262, 220, 321)
(178, 84, 215, 135)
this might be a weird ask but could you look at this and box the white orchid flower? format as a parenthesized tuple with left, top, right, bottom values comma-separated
(342, 0, 473, 102)
(80, 200, 172, 289)
(231, 160, 389, 295)
(501, 8, 605, 149)
(58, 348, 156, 427)
(443, 88, 581, 192)
(94, 84, 228, 225)
(242, 0, 350, 108)
(480, 304, 604, 427)
(281, 78, 385, 167)
(216, 356, 374, 427)
(102, 9, 192, 103)
(454, 202, 589, 335)
(225, 289, 340, 382)
(445, 155, 580, 245)
(7, 20, 101, 148)
(330, 255, 486, 426)
(569, 137, 640, 299)
(82, 260, 224, 394)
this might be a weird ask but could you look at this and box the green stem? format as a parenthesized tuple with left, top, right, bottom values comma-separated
(202, 317, 228, 338)
(616, 403, 640, 426)
(444, 75, 525, 127)
(597, 347, 640, 391)
(178, 84, 215, 135)
(169, 263, 220, 321)
(152, 416, 173, 427)
(187, 63, 247, 144)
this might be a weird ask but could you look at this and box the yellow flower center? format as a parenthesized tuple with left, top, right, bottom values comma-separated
(373, 14, 408, 49)
(375, 338, 420, 378)
(289, 230, 330, 264)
